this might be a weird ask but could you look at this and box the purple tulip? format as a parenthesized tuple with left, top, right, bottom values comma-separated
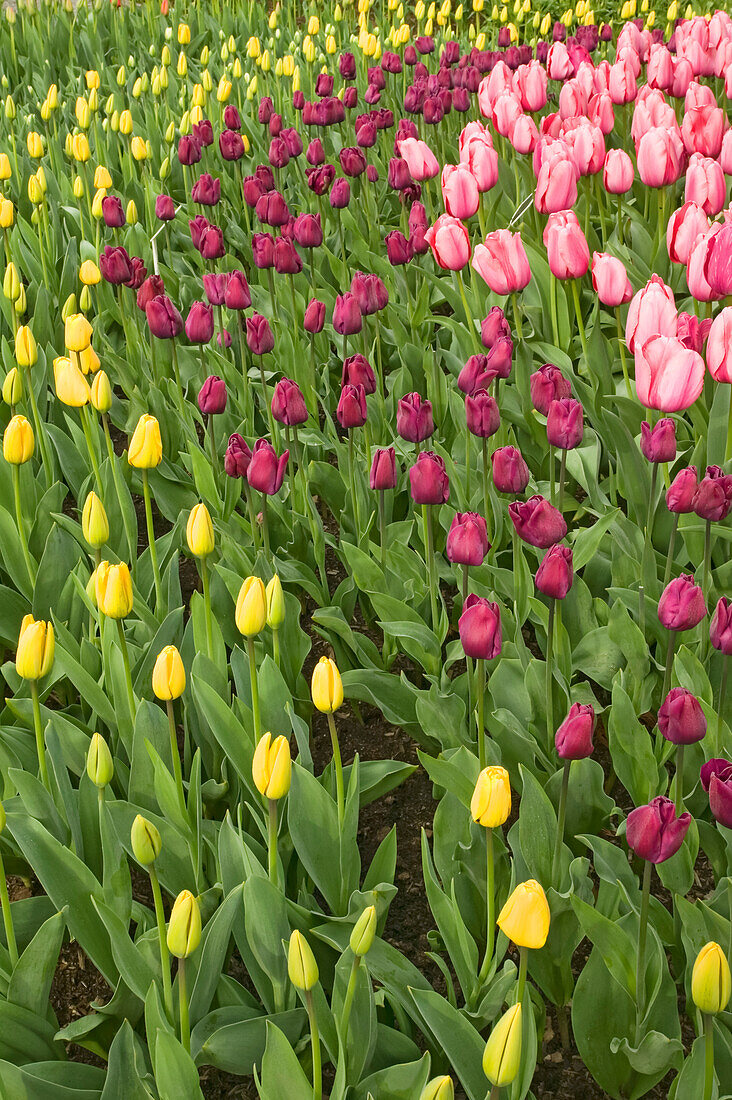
(658, 575, 706, 632)
(330, 178, 352, 209)
(351, 272, 388, 314)
(333, 293, 363, 336)
(293, 213, 323, 249)
(370, 447, 397, 490)
(555, 702, 595, 760)
(246, 314, 275, 356)
(146, 295, 184, 339)
(666, 466, 698, 513)
(692, 466, 732, 522)
(409, 451, 449, 505)
(198, 375, 227, 415)
(626, 796, 691, 863)
(137, 274, 165, 312)
(342, 354, 376, 395)
(225, 271, 252, 310)
(203, 272, 229, 306)
(547, 398, 584, 450)
(272, 379, 308, 426)
(710, 597, 732, 655)
(102, 195, 125, 228)
(178, 134, 202, 165)
(701, 759, 732, 828)
(191, 173, 221, 206)
(247, 439, 289, 495)
(446, 512, 490, 566)
(536, 544, 574, 599)
(219, 129, 245, 161)
(304, 299, 326, 334)
(658, 688, 706, 745)
(385, 231, 413, 266)
(459, 594, 502, 659)
(465, 390, 500, 438)
(481, 307, 512, 349)
(99, 245, 133, 285)
(185, 302, 214, 344)
(530, 363, 571, 415)
(509, 495, 567, 548)
(492, 446, 530, 494)
(155, 194, 176, 221)
(640, 419, 676, 463)
(225, 433, 252, 478)
(397, 393, 434, 443)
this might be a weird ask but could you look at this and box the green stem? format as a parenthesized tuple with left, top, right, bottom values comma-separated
(170, 338, 184, 410)
(267, 798, 278, 887)
(516, 945, 528, 1006)
(12, 465, 36, 587)
(635, 860, 652, 1042)
(80, 404, 104, 499)
(200, 556, 214, 662)
(558, 449, 567, 513)
(662, 631, 676, 704)
(477, 657, 486, 771)
(703, 1014, 714, 1100)
(103, 415, 136, 568)
(617, 192, 624, 245)
(546, 598, 555, 753)
(141, 470, 163, 616)
(115, 619, 136, 725)
(571, 278, 588, 361)
(422, 503, 438, 634)
(703, 518, 712, 607)
(305, 990, 322, 1100)
(261, 494, 271, 560)
(663, 513, 679, 591)
(166, 700, 186, 818)
(455, 268, 481, 354)
(243, 484, 260, 552)
(549, 271, 559, 347)
(478, 827, 495, 983)
(727, 877, 732, 971)
(465, 420, 472, 507)
(246, 637, 261, 742)
(482, 438, 491, 542)
(348, 430, 361, 540)
(149, 866, 173, 1021)
(511, 292, 523, 341)
(178, 956, 190, 1053)
(551, 760, 571, 888)
(339, 955, 360, 1046)
(616, 308, 633, 399)
(674, 743, 685, 815)
(30, 680, 49, 793)
(0, 848, 18, 968)
(22, 364, 52, 489)
(327, 711, 345, 825)
(717, 658, 728, 757)
(378, 490, 386, 570)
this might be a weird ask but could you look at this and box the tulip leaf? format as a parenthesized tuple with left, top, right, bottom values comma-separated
(570, 895, 636, 1000)
(101, 1020, 155, 1100)
(607, 679, 657, 807)
(7, 909, 65, 1019)
(255, 1020, 313, 1100)
(0, 1059, 106, 1097)
(187, 886, 242, 1026)
(53, 642, 118, 732)
(610, 1031, 683, 1076)
(407, 988, 486, 1100)
(0, 1000, 63, 1065)
(516, 764, 557, 886)
(92, 897, 157, 1004)
(153, 1029, 205, 1100)
(192, 1007, 306, 1074)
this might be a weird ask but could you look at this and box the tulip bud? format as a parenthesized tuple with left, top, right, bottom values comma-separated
(626, 796, 691, 864)
(65, 313, 93, 353)
(252, 732, 292, 799)
(186, 503, 214, 558)
(471, 766, 511, 827)
(0, 198, 13, 228)
(235, 576, 267, 637)
(266, 575, 285, 629)
(350, 905, 377, 957)
(692, 942, 731, 1015)
(95, 560, 133, 619)
(288, 930, 319, 991)
(91, 371, 112, 413)
(482, 1003, 522, 1086)
(79, 260, 101, 286)
(311, 656, 343, 713)
(128, 414, 162, 468)
(2, 367, 21, 406)
(15, 615, 54, 680)
(15, 325, 37, 367)
(61, 294, 77, 323)
(87, 732, 113, 788)
(152, 645, 186, 701)
(167, 890, 201, 958)
(82, 492, 109, 549)
(131, 813, 162, 865)
(555, 702, 595, 759)
(3, 414, 34, 464)
(3, 262, 19, 302)
(497, 879, 551, 949)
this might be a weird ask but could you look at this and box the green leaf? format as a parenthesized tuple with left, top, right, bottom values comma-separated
(607, 680, 657, 807)
(256, 1021, 314, 1100)
(7, 909, 65, 1017)
(101, 1020, 155, 1100)
(154, 1029, 205, 1100)
(517, 765, 556, 886)
(408, 988, 486, 1100)
(570, 895, 636, 999)
(193, 1008, 306, 1074)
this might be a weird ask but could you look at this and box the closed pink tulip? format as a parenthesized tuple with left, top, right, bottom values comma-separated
(636, 127, 684, 188)
(547, 42, 573, 81)
(588, 91, 615, 135)
(706, 307, 732, 383)
(543, 211, 590, 280)
(397, 137, 439, 181)
(625, 275, 677, 354)
(535, 155, 577, 214)
(491, 92, 523, 139)
(441, 164, 480, 220)
(666, 201, 710, 265)
(592, 252, 632, 307)
(687, 225, 723, 303)
(564, 120, 605, 177)
(681, 102, 725, 158)
(648, 44, 675, 91)
(684, 154, 726, 216)
(608, 57, 637, 104)
(635, 334, 705, 412)
(424, 215, 471, 271)
(720, 129, 732, 175)
(460, 134, 499, 191)
(603, 149, 634, 194)
(671, 57, 694, 99)
(472, 230, 531, 296)
(511, 114, 539, 155)
(513, 61, 548, 112)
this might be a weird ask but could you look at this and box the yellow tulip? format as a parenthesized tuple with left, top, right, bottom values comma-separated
(131, 814, 162, 865)
(497, 879, 550, 950)
(15, 325, 36, 367)
(0, 197, 13, 227)
(91, 371, 112, 413)
(2, 367, 22, 405)
(130, 135, 147, 161)
(87, 732, 113, 788)
(3, 414, 34, 464)
(266, 575, 285, 629)
(311, 656, 343, 713)
(95, 560, 133, 619)
(692, 942, 731, 1015)
(119, 109, 133, 135)
(72, 133, 91, 162)
(65, 312, 93, 352)
(252, 732, 292, 799)
(127, 414, 162, 468)
(3, 261, 19, 302)
(235, 576, 267, 637)
(152, 645, 186, 701)
(54, 355, 91, 407)
(16, 615, 54, 679)
(26, 131, 43, 158)
(177, 21, 191, 44)
(79, 259, 101, 286)
(420, 1077, 454, 1100)
(288, 930, 319, 991)
(482, 1003, 522, 1086)
(0, 153, 11, 180)
(471, 767, 511, 828)
(350, 905, 377, 957)
(82, 491, 109, 549)
(186, 503, 214, 558)
(166, 890, 201, 958)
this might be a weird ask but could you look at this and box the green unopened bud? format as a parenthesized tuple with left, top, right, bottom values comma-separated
(160, 155, 170, 180)
(61, 293, 77, 321)
(420, 1077, 454, 1100)
(165, 120, 175, 143)
(3, 367, 22, 405)
(131, 813, 162, 866)
(350, 905, 377, 957)
(105, 93, 115, 115)
(288, 930, 319, 991)
(5, 95, 16, 120)
(266, 574, 285, 629)
(82, 491, 109, 549)
(116, 66, 126, 86)
(483, 1003, 522, 1087)
(14, 285, 26, 316)
(86, 732, 113, 788)
(80, 285, 92, 312)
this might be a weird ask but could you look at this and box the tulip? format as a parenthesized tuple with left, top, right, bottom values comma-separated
(465, 390, 501, 439)
(146, 295, 184, 340)
(397, 393, 434, 444)
(131, 814, 162, 868)
(186, 503, 214, 559)
(666, 201, 710, 266)
(167, 889, 201, 1047)
(420, 1078, 454, 1100)
(710, 598, 732, 656)
(311, 655, 345, 823)
(536, 545, 573, 600)
(471, 766, 511, 828)
(398, 137, 439, 181)
(706, 307, 732, 383)
(333, 293, 363, 339)
(692, 942, 731, 1020)
(2, 367, 21, 408)
(441, 163, 480, 220)
(337, 383, 368, 429)
(82, 492, 109, 550)
(252, 731, 291, 800)
(591, 252, 633, 308)
(304, 299, 326, 334)
(152, 645, 186, 702)
(703, 757, 732, 830)
(95, 561, 133, 620)
(342, 355, 376, 395)
(546, 398, 583, 451)
(16, 614, 54, 681)
(555, 702, 595, 760)
(658, 575, 706, 633)
(87, 733, 113, 790)
(492, 446, 530, 495)
(509, 495, 567, 549)
(481, 307, 511, 350)
(636, 126, 684, 188)
(155, 194, 176, 221)
(225, 434, 252, 480)
(544, 211, 590, 281)
(626, 796, 691, 865)
(530, 364, 571, 416)
(370, 447, 397, 492)
(497, 879, 551, 951)
(236, 576, 267, 639)
(424, 215, 471, 271)
(706, 222, 732, 298)
(272, 379, 308, 427)
(447, 512, 489, 568)
(635, 335, 705, 413)
(288, 930, 319, 994)
(65, 313, 93, 353)
(535, 153, 577, 214)
(472, 229, 531, 296)
(640, 419, 676, 464)
(409, 451, 449, 506)
(128, 414, 162, 469)
(198, 375, 227, 417)
(693, 467, 732, 523)
(185, 302, 214, 345)
(483, 1004, 522, 1088)
(459, 595, 502, 663)
(3, 413, 34, 465)
(625, 276, 677, 355)
(247, 439, 288, 498)
(385, 230, 413, 266)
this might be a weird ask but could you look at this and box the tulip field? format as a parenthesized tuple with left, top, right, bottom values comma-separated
(4, 0, 732, 1097)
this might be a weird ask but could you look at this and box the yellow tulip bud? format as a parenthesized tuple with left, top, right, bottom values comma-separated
(186, 503, 214, 558)
(266, 575, 285, 629)
(3, 261, 19, 302)
(420, 1077, 454, 1100)
(95, 560, 133, 619)
(497, 879, 550, 950)
(61, 293, 77, 322)
(91, 370, 112, 413)
(692, 942, 731, 1015)
(130, 135, 147, 161)
(471, 767, 511, 828)
(288, 930, 319, 991)
(152, 645, 186, 701)
(72, 133, 91, 162)
(46, 84, 58, 109)
(27, 131, 44, 158)
(161, 43, 171, 65)
(282, 55, 294, 77)
(76, 96, 91, 129)
(247, 35, 261, 58)
(85, 70, 100, 90)
(14, 284, 25, 316)
(78, 343, 100, 376)
(0, 153, 11, 180)
(200, 45, 210, 65)
(116, 65, 126, 86)
(2, 367, 22, 405)
(65, 312, 93, 352)
(217, 78, 232, 102)
(119, 109, 133, 135)
(27, 175, 43, 205)
(132, 77, 143, 99)
(235, 576, 267, 637)
(311, 656, 343, 714)
(16, 615, 54, 680)
(350, 905, 377, 957)
(82, 491, 109, 549)
(73, 175, 84, 199)
(4, 96, 15, 120)
(54, 355, 90, 407)
(202, 69, 212, 93)
(79, 259, 101, 286)
(127, 414, 162, 468)
(131, 814, 162, 865)
(0, 197, 13, 227)
(15, 325, 37, 367)
(177, 22, 191, 44)
(308, 14, 320, 34)
(233, 57, 243, 78)
(167, 890, 201, 958)
(252, 732, 292, 799)
(482, 1003, 522, 1087)
(87, 732, 114, 788)
(268, 9, 277, 27)
(91, 187, 107, 218)
(126, 199, 138, 224)
(177, 53, 188, 77)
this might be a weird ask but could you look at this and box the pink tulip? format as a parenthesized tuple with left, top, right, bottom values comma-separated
(684, 154, 726, 216)
(671, 57, 694, 99)
(547, 42, 574, 81)
(441, 164, 480, 220)
(513, 61, 548, 112)
(687, 225, 723, 303)
(397, 137, 439, 181)
(681, 101, 725, 158)
(459, 134, 499, 191)
(535, 154, 577, 214)
(608, 56, 637, 104)
(706, 307, 732, 383)
(603, 148, 634, 194)
(647, 44, 675, 91)
(625, 275, 677, 354)
(636, 126, 684, 187)
(543, 211, 590, 280)
(588, 91, 615, 134)
(666, 201, 710, 265)
(491, 92, 523, 139)
(511, 115, 539, 154)
(634, 334, 705, 412)
(424, 215, 471, 271)
(721, 129, 732, 174)
(591, 252, 632, 307)
(472, 230, 531, 296)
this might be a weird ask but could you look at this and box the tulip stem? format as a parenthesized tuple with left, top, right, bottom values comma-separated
(12, 465, 36, 588)
(149, 866, 174, 1022)
(170, 338, 184, 410)
(703, 518, 712, 608)
(339, 955, 360, 1047)
(617, 193, 624, 246)
(102, 415, 137, 569)
(717, 658, 728, 756)
(570, 279, 588, 362)
(489, 1087, 500, 1100)
(22, 364, 53, 490)
(178, 956, 190, 1053)
(455, 269, 481, 355)
(261, 495, 271, 560)
(511, 293, 523, 342)
(558, 450, 567, 514)
(546, 598, 555, 754)
(327, 712, 345, 826)
(378, 489, 386, 570)
(246, 637, 261, 743)
(141, 470, 163, 616)
(267, 798, 278, 887)
(549, 273, 559, 348)
(166, 700, 186, 819)
(703, 1014, 714, 1100)
(200, 556, 214, 662)
(422, 504, 439, 635)
(674, 744, 685, 814)
(478, 827, 495, 984)
(305, 990, 322, 1100)
(482, 439, 492, 544)
(615, 308, 633, 399)
(465, 420, 472, 507)
(115, 619, 137, 726)
(663, 513, 679, 591)
(662, 631, 676, 706)
(0, 846, 18, 969)
(635, 860, 652, 1042)
(516, 945, 528, 1006)
(347, 431, 361, 540)
(80, 405, 104, 500)
(477, 657, 486, 771)
(30, 680, 50, 794)
(551, 760, 571, 889)
(243, 484, 260, 553)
